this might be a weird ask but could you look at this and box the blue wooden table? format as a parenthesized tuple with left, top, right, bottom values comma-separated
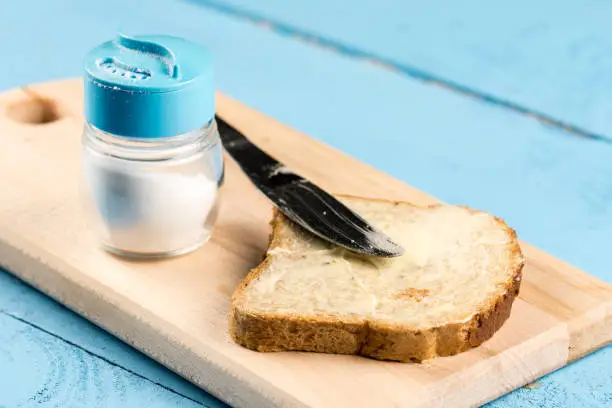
(1, 1, 610, 406)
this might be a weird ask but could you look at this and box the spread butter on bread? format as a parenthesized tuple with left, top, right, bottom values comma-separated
(229, 196, 524, 362)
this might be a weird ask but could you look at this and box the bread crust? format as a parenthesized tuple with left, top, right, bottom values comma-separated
(229, 197, 525, 363)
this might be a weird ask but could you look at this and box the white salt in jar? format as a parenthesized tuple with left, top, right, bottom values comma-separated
(81, 34, 223, 258)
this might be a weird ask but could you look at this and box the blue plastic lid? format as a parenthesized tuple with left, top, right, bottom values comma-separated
(84, 34, 214, 138)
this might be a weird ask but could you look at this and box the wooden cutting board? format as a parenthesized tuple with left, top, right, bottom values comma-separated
(0, 78, 610, 408)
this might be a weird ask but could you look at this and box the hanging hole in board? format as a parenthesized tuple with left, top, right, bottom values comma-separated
(6, 96, 64, 125)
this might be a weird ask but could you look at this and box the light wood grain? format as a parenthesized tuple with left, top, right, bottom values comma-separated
(0, 78, 610, 408)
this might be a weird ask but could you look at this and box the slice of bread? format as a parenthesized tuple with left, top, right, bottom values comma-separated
(229, 196, 524, 362)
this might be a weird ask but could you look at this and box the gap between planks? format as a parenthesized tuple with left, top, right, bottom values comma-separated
(187, 0, 612, 145)
(0, 309, 210, 406)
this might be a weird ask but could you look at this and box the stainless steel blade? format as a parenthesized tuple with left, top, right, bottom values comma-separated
(216, 116, 405, 258)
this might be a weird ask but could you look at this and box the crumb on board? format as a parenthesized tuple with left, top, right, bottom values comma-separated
(522, 381, 542, 390)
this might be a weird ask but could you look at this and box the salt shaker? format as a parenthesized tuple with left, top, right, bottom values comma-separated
(81, 34, 224, 258)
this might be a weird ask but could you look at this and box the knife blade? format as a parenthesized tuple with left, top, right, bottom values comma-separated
(215, 116, 405, 258)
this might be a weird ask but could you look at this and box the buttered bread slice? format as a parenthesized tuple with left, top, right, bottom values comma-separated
(229, 196, 524, 362)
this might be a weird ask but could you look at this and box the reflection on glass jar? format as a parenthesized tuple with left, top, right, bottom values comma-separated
(81, 121, 223, 258)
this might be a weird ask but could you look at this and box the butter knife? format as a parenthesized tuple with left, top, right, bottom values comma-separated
(216, 116, 405, 258)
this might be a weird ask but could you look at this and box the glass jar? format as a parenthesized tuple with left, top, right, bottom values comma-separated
(81, 34, 222, 258)
(81, 121, 223, 258)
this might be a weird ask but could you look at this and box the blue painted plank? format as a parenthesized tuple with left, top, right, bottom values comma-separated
(0, 0, 610, 407)
(193, 0, 612, 138)
(0, 313, 205, 408)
